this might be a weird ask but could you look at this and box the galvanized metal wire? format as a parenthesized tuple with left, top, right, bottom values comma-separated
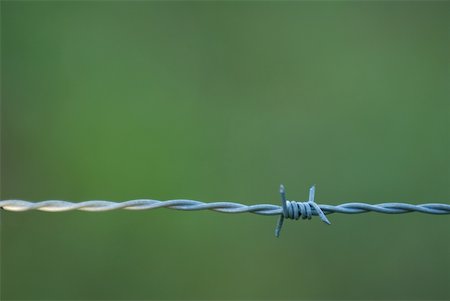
(1, 185, 449, 237)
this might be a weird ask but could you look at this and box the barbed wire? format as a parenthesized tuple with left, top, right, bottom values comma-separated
(1, 185, 449, 237)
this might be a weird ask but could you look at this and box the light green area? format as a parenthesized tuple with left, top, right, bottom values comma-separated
(1, 1, 449, 300)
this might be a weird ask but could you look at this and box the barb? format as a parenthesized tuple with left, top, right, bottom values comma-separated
(1, 185, 449, 237)
(275, 185, 330, 237)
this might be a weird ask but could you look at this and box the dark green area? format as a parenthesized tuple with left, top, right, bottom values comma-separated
(1, 1, 449, 300)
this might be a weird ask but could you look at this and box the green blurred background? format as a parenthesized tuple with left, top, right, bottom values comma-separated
(1, 1, 449, 300)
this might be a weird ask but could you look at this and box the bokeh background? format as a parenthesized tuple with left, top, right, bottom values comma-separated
(1, 1, 449, 300)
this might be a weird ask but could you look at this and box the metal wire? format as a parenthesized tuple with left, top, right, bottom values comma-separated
(1, 185, 449, 237)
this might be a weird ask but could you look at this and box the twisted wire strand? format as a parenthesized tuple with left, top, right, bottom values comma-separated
(0, 199, 282, 214)
(1, 199, 448, 214)
(1, 200, 447, 214)
(1, 185, 449, 237)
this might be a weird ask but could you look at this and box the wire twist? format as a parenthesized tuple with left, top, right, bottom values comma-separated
(1, 185, 449, 237)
